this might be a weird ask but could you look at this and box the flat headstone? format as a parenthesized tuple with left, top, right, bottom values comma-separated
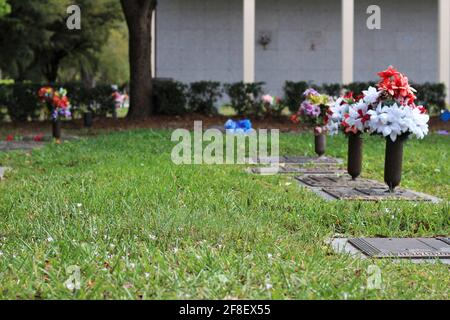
(249, 166, 345, 175)
(329, 238, 450, 264)
(283, 156, 343, 165)
(0, 141, 45, 152)
(349, 238, 450, 259)
(247, 155, 343, 165)
(296, 175, 441, 203)
(296, 175, 386, 188)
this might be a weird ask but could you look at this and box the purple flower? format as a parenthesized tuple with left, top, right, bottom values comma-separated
(303, 88, 319, 97)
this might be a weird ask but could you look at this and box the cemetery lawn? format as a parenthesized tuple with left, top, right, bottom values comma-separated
(0, 130, 448, 300)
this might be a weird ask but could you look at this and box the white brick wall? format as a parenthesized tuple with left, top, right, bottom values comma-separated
(255, 0, 342, 95)
(156, 0, 243, 84)
(157, 0, 440, 95)
(354, 0, 438, 83)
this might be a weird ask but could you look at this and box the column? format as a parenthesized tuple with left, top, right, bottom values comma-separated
(342, 0, 354, 84)
(439, 0, 450, 102)
(243, 0, 255, 83)
(151, 9, 156, 78)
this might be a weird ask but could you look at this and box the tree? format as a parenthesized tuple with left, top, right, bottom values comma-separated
(0, 0, 122, 83)
(120, 0, 156, 119)
(0, 0, 10, 16)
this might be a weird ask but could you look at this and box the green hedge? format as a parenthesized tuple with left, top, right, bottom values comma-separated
(283, 81, 447, 114)
(0, 80, 447, 121)
(0, 82, 119, 122)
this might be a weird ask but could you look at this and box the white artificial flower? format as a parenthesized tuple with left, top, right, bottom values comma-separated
(367, 103, 429, 142)
(325, 98, 350, 135)
(362, 86, 381, 105)
(343, 100, 369, 133)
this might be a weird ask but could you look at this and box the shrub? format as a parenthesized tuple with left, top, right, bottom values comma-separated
(188, 81, 222, 115)
(283, 81, 310, 113)
(411, 82, 446, 114)
(321, 83, 341, 97)
(153, 79, 188, 115)
(342, 82, 377, 95)
(3, 83, 42, 122)
(224, 82, 265, 116)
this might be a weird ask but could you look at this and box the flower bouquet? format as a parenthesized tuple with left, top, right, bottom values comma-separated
(326, 90, 375, 179)
(328, 66, 429, 190)
(38, 87, 71, 140)
(366, 66, 429, 191)
(262, 94, 285, 118)
(291, 89, 332, 156)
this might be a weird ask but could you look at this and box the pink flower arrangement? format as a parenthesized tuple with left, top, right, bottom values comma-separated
(326, 66, 429, 141)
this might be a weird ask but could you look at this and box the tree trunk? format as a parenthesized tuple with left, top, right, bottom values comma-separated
(121, 0, 155, 119)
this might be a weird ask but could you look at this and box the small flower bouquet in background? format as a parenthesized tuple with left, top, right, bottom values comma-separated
(291, 88, 331, 132)
(38, 87, 72, 120)
(291, 88, 332, 156)
(38, 87, 71, 140)
(262, 94, 285, 117)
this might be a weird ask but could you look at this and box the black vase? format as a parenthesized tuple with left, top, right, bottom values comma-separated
(384, 134, 408, 192)
(314, 133, 326, 157)
(84, 112, 93, 128)
(347, 133, 363, 180)
(52, 119, 61, 140)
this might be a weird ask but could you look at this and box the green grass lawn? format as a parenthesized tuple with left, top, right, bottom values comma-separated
(0, 130, 448, 299)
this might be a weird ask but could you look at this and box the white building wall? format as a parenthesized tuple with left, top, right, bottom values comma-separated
(157, 0, 441, 95)
(156, 0, 243, 83)
(255, 0, 342, 95)
(354, 0, 439, 83)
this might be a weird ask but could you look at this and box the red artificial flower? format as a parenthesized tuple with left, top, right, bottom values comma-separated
(358, 109, 371, 124)
(344, 92, 354, 100)
(290, 114, 300, 124)
(34, 134, 43, 142)
(6, 135, 14, 141)
(416, 105, 427, 114)
(377, 66, 400, 79)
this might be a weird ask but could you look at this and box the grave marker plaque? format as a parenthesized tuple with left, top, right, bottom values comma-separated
(348, 238, 450, 259)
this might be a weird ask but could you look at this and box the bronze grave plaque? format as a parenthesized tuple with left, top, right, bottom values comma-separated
(348, 238, 450, 259)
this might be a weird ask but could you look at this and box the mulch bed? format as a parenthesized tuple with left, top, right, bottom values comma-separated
(0, 114, 448, 137)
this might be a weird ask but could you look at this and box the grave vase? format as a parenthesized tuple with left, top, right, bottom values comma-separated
(314, 132, 326, 157)
(52, 118, 61, 140)
(83, 111, 93, 128)
(347, 132, 363, 180)
(384, 134, 408, 192)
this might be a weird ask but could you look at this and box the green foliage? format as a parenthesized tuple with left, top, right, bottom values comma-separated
(411, 82, 446, 114)
(0, 0, 123, 82)
(283, 81, 310, 113)
(0, 83, 42, 122)
(0, 82, 117, 122)
(153, 80, 188, 115)
(342, 82, 377, 95)
(224, 82, 265, 116)
(188, 81, 222, 115)
(0, 0, 11, 16)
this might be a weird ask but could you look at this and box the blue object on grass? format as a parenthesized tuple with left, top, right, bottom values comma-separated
(224, 119, 253, 134)
(440, 110, 450, 122)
